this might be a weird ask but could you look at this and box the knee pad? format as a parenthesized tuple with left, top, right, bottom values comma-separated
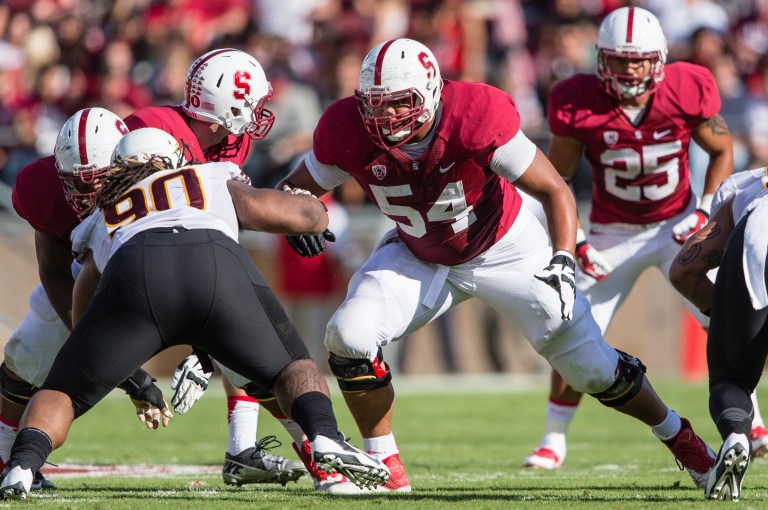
(329, 349, 391, 392)
(0, 362, 35, 406)
(242, 382, 275, 402)
(590, 349, 646, 408)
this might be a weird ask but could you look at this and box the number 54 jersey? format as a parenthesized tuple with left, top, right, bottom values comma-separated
(312, 80, 524, 266)
(71, 161, 243, 271)
(548, 61, 721, 225)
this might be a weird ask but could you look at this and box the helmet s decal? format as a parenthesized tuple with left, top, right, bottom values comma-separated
(116, 120, 129, 135)
(418, 52, 436, 81)
(233, 71, 251, 100)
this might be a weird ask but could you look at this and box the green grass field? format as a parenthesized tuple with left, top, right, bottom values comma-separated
(17, 377, 768, 509)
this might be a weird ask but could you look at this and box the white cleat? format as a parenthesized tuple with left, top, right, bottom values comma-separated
(311, 435, 390, 490)
(522, 447, 564, 470)
(0, 464, 33, 500)
(705, 433, 751, 501)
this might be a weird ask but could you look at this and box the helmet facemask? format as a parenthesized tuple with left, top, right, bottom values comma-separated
(57, 161, 114, 216)
(597, 49, 665, 100)
(355, 87, 428, 148)
(239, 85, 275, 140)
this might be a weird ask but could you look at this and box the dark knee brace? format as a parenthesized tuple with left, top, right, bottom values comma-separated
(590, 349, 646, 408)
(0, 362, 35, 406)
(329, 348, 391, 392)
(242, 382, 276, 402)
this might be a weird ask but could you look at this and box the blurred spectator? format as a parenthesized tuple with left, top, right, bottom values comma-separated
(243, 61, 323, 188)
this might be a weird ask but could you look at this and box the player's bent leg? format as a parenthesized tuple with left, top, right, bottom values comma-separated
(273, 364, 389, 490)
(217, 375, 306, 487)
(326, 352, 411, 492)
(0, 364, 56, 491)
(547, 325, 715, 488)
(0, 390, 74, 500)
(522, 370, 582, 470)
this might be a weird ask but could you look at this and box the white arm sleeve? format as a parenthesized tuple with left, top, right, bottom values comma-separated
(489, 130, 537, 183)
(304, 151, 352, 191)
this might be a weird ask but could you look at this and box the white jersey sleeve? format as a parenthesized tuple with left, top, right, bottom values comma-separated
(489, 130, 537, 183)
(70, 211, 112, 272)
(304, 151, 351, 190)
(711, 168, 765, 217)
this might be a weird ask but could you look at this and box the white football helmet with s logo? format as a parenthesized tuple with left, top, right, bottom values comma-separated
(111, 127, 186, 169)
(596, 7, 667, 99)
(54, 107, 129, 214)
(355, 38, 443, 148)
(182, 48, 275, 140)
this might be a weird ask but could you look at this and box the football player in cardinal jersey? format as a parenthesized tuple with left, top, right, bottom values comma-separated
(0, 128, 388, 500)
(670, 167, 768, 501)
(123, 48, 327, 489)
(276, 37, 717, 492)
(6, 108, 170, 489)
(521, 6, 744, 471)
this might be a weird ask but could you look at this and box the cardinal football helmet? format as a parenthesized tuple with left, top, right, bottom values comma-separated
(596, 7, 668, 99)
(355, 38, 443, 148)
(55, 107, 129, 214)
(111, 127, 186, 169)
(182, 48, 275, 140)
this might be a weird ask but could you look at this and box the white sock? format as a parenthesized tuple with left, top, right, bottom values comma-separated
(227, 396, 259, 455)
(273, 414, 306, 447)
(651, 408, 682, 441)
(363, 433, 399, 461)
(544, 399, 579, 435)
(751, 391, 765, 428)
(0, 417, 18, 465)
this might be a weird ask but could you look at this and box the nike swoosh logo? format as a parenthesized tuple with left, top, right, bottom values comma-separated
(653, 129, 672, 140)
(438, 162, 455, 173)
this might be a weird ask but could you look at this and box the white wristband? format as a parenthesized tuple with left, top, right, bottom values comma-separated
(553, 249, 574, 261)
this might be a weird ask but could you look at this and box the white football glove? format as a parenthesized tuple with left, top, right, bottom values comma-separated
(535, 250, 576, 321)
(575, 228, 613, 280)
(171, 353, 213, 414)
(672, 194, 713, 245)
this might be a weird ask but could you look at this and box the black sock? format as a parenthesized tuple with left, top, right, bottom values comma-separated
(9, 428, 53, 472)
(290, 391, 340, 442)
(710, 382, 753, 439)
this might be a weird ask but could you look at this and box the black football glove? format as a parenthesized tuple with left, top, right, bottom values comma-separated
(286, 229, 337, 258)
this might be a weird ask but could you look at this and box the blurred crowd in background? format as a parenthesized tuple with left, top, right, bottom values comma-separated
(7, 0, 768, 190)
(2, 0, 767, 374)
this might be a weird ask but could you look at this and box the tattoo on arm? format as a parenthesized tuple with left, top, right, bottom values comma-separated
(706, 115, 730, 136)
(677, 224, 722, 266)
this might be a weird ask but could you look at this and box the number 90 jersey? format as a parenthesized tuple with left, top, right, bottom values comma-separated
(548, 62, 721, 225)
(313, 80, 524, 266)
(71, 161, 243, 271)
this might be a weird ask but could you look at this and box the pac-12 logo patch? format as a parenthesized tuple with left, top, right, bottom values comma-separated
(603, 131, 618, 146)
(372, 165, 387, 180)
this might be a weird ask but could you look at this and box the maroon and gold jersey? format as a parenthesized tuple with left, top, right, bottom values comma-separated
(125, 105, 252, 166)
(12, 156, 78, 243)
(548, 62, 720, 225)
(314, 80, 523, 265)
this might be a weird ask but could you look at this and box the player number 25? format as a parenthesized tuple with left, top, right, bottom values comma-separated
(601, 140, 682, 201)
(369, 182, 476, 238)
